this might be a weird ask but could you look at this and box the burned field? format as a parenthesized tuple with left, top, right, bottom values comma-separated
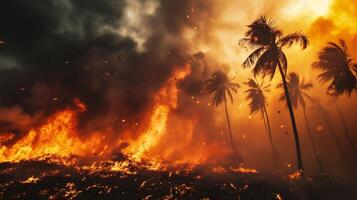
(0, 158, 355, 200)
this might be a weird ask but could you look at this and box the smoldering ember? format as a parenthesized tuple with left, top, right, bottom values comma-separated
(0, 1, 357, 200)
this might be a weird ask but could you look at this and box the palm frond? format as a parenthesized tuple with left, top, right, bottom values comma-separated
(242, 47, 266, 68)
(300, 80, 313, 89)
(244, 78, 268, 115)
(263, 84, 271, 90)
(317, 70, 338, 84)
(226, 89, 234, 104)
(253, 48, 279, 80)
(314, 41, 357, 96)
(280, 72, 313, 109)
(243, 15, 282, 47)
(277, 32, 309, 49)
(205, 71, 239, 106)
(313, 42, 348, 70)
(239, 38, 261, 48)
(302, 92, 314, 102)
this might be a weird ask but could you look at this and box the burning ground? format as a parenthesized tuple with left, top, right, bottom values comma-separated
(0, 159, 355, 200)
(0, 0, 357, 199)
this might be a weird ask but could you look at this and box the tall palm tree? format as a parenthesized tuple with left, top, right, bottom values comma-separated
(205, 71, 241, 163)
(278, 73, 324, 172)
(240, 16, 309, 172)
(244, 78, 279, 167)
(313, 40, 357, 161)
(312, 100, 347, 168)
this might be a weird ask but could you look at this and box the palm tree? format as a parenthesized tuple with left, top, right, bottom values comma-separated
(240, 16, 309, 173)
(278, 73, 324, 172)
(313, 40, 357, 161)
(205, 71, 241, 163)
(312, 100, 347, 168)
(244, 78, 279, 167)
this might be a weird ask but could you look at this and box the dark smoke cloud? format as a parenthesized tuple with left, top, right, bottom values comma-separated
(0, 0, 197, 135)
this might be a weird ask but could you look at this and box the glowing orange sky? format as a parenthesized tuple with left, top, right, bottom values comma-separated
(174, 0, 357, 119)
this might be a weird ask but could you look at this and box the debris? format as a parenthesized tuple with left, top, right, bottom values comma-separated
(21, 176, 40, 184)
(288, 170, 302, 180)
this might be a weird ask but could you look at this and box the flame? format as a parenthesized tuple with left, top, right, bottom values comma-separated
(123, 65, 190, 166)
(73, 97, 87, 112)
(0, 110, 77, 162)
(212, 166, 258, 174)
(230, 166, 258, 174)
(0, 106, 105, 163)
(21, 176, 40, 184)
(0, 133, 15, 144)
(125, 105, 169, 162)
(288, 170, 302, 180)
(0, 64, 244, 172)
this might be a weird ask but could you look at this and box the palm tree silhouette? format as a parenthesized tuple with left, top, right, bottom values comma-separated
(278, 73, 324, 172)
(240, 16, 309, 173)
(244, 78, 279, 167)
(205, 71, 241, 163)
(312, 100, 348, 169)
(313, 40, 357, 161)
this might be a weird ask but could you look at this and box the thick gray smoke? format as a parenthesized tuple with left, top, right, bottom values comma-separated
(0, 0, 203, 135)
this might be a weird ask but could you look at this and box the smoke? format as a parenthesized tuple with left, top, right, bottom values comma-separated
(308, 0, 357, 57)
(0, 0, 195, 135)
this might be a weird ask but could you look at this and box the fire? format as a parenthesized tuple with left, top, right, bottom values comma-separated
(0, 65, 196, 168)
(123, 65, 191, 166)
(288, 170, 302, 180)
(124, 105, 169, 162)
(0, 107, 105, 163)
(212, 166, 258, 174)
(21, 176, 40, 184)
(73, 97, 87, 112)
(230, 166, 258, 174)
(0, 110, 77, 162)
(0, 64, 240, 172)
(0, 133, 15, 144)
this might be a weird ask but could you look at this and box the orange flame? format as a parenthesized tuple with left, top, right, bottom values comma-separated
(123, 65, 191, 167)
(0, 102, 105, 163)
(0, 64, 242, 172)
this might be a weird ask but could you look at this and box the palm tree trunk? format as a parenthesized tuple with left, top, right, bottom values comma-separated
(224, 98, 240, 164)
(318, 106, 356, 175)
(303, 107, 324, 172)
(319, 106, 348, 167)
(277, 62, 304, 173)
(262, 112, 269, 137)
(263, 106, 279, 168)
(334, 101, 357, 161)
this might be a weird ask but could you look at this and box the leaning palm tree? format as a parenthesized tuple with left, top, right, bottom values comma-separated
(313, 40, 357, 161)
(240, 16, 309, 173)
(312, 100, 346, 167)
(205, 71, 241, 163)
(278, 73, 324, 172)
(244, 78, 279, 167)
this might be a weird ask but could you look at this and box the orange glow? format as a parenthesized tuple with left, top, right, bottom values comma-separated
(123, 65, 191, 168)
(0, 133, 15, 144)
(124, 104, 170, 163)
(73, 97, 87, 112)
(288, 170, 302, 180)
(230, 166, 258, 174)
(0, 102, 106, 163)
(0, 66, 201, 170)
